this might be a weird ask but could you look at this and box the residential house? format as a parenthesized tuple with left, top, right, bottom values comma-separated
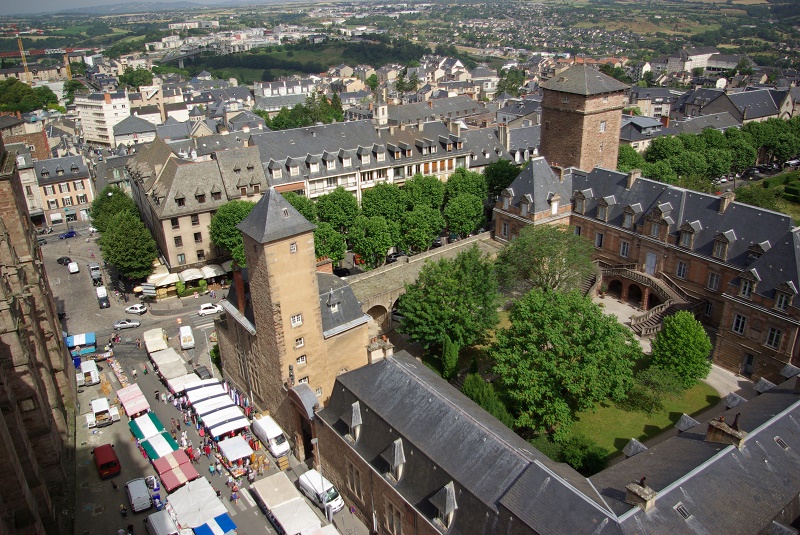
(75, 91, 131, 146)
(496, 98, 541, 128)
(113, 115, 157, 147)
(671, 112, 740, 135)
(619, 115, 674, 153)
(469, 65, 500, 101)
(6, 143, 46, 227)
(669, 88, 726, 120)
(699, 88, 781, 124)
(627, 86, 682, 118)
(0, 114, 25, 137)
(386, 95, 487, 127)
(33, 155, 94, 227)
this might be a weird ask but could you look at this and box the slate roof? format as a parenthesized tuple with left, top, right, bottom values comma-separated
(496, 98, 541, 123)
(319, 352, 619, 535)
(215, 146, 267, 199)
(671, 88, 725, 114)
(728, 89, 780, 120)
(33, 155, 89, 185)
(237, 186, 316, 244)
(317, 272, 369, 337)
(501, 157, 571, 215)
(0, 115, 23, 130)
(133, 105, 161, 118)
(156, 120, 191, 141)
(458, 127, 510, 168)
(619, 115, 673, 142)
(508, 126, 540, 153)
(113, 115, 157, 136)
(672, 112, 740, 134)
(253, 94, 308, 112)
(572, 168, 798, 305)
(386, 95, 485, 125)
(628, 86, 681, 102)
(540, 64, 628, 95)
(591, 379, 800, 534)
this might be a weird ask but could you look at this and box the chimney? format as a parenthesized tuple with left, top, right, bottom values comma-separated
(367, 337, 394, 364)
(316, 257, 333, 274)
(449, 119, 461, 137)
(731, 412, 741, 432)
(718, 191, 735, 214)
(624, 477, 656, 512)
(627, 169, 641, 189)
(427, 100, 433, 108)
(497, 123, 509, 150)
(659, 115, 670, 128)
(104, 93, 112, 104)
(233, 269, 246, 314)
(706, 414, 747, 448)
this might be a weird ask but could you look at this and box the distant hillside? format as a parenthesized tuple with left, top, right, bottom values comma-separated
(55, 2, 203, 15)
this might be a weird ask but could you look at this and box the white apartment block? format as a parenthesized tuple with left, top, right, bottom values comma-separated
(75, 91, 131, 146)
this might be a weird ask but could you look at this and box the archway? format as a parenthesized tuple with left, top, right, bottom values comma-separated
(647, 292, 662, 310)
(366, 304, 389, 331)
(607, 279, 623, 299)
(627, 284, 643, 307)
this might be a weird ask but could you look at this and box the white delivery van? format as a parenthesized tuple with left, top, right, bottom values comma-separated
(125, 478, 153, 513)
(145, 510, 179, 535)
(297, 469, 345, 514)
(252, 413, 291, 458)
(77, 360, 100, 386)
(179, 326, 194, 350)
(96, 286, 110, 309)
(86, 398, 120, 428)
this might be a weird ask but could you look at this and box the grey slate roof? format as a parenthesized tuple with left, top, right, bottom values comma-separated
(317, 273, 369, 337)
(501, 157, 571, 215)
(672, 112, 740, 134)
(460, 127, 511, 168)
(156, 121, 191, 141)
(508, 125, 540, 152)
(33, 155, 90, 185)
(674, 413, 701, 432)
(728, 89, 779, 120)
(387, 95, 485, 125)
(113, 115, 157, 136)
(319, 352, 619, 535)
(0, 115, 23, 130)
(540, 64, 628, 95)
(237, 187, 316, 244)
(253, 94, 308, 112)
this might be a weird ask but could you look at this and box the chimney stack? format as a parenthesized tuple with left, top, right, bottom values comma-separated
(233, 268, 246, 314)
(627, 169, 641, 189)
(706, 414, 747, 448)
(660, 115, 670, 128)
(718, 191, 735, 214)
(104, 93, 112, 104)
(732, 412, 741, 431)
(625, 477, 656, 512)
(367, 337, 394, 364)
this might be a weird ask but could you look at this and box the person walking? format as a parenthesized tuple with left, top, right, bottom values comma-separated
(132, 368, 137, 380)
(136, 338, 141, 349)
(119, 504, 128, 518)
(127, 524, 135, 535)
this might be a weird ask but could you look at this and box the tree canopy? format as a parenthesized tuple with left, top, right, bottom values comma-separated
(445, 167, 488, 202)
(282, 191, 317, 223)
(495, 224, 595, 292)
(315, 187, 359, 233)
(491, 289, 641, 439)
(733, 183, 785, 211)
(398, 205, 445, 253)
(349, 215, 394, 269)
(313, 221, 347, 264)
(397, 245, 499, 350)
(209, 200, 256, 267)
(361, 183, 408, 221)
(119, 67, 154, 90)
(444, 194, 484, 237)
(650, 311, 712, 389)
(98, 211, 158, 280)
(90, 186, 139, 233)
(404, 173, 445, 211)
(0, 78, 59, 113)
(462, 373, 514, 428)
(484, 159, 522, 200)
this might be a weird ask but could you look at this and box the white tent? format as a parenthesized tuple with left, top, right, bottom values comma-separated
(271, 499, 322, 535)
(185, 382, 227, 405)
(159, 359, 192, 381)
(201, 264, 226, 278)
(168, 478, 227, 529)
(217, 435, 253, 462)
(202, 406, 249, 438)
(167, 372, 200, 394)
(192, 395, 236, 418)
(151, 348, 183, 369)
(179, 268, 204, 283)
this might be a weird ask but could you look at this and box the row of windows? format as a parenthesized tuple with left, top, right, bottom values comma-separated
(176, 250, 205, 265)
(174, 233, 204, 247)
(171, 214, 203, 229)
(46, 195, 88, 209)
(43, 181, 86, 195)
(732, 314, 783, 349)
(175, 189, 231, 207)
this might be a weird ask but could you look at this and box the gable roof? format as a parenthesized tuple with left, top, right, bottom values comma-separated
(317, 273, 369, 337)
(113, 115, 157, 136)
(237, 186, 316, 244)
(540, 64, 628, 95)
(501, 157, 570, 214)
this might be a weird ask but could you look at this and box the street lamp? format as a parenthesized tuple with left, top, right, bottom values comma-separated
(310, 437, 331, 522)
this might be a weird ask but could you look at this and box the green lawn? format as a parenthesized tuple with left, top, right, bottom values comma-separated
(570, 382, 720, 457)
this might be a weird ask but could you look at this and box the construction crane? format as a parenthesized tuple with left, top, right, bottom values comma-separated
(63, 53, 71, 80)
(15, 25, 31, 84)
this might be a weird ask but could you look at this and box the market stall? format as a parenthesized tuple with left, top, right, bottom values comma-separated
(66, 332, 97, 357)
(185, 381, 227, 405)
(166, 372, 200, 395)
(192, 395, 236, 418)
(150, 348, 183, 370)
(117, 384, 150, 419)
(142, 431, 179, 460)
(167, 478, 228, 529)
(193, 513, 236, 535)
(203, 407, 249, 439)
(143, 328, 169, 354)
(129, 413, 166, 440)
(158, 359, 192, 381)
(218, 435, 253, 463)
(153, 450, 200, 492)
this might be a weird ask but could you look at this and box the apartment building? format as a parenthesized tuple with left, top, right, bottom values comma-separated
(75, 91, 131, 146)
(32, 155, 94, 227)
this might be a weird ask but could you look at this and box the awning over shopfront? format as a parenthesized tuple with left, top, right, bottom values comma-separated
(201, 264, 226, 278)
(221, 260, 234, 272)
(179, 268, 204, 283)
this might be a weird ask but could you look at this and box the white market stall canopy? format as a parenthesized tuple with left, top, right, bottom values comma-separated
(168, 478, 228, 529)
(151, 348, 183, 369)
(203, 406, 249, 438)
(192, 394, 236, 418)
(159, 359, 192, 381)
(179, 268, 204, 283)
(130, 412, 165, 441)
(201, 264, 226, 278)
(143, 328, 168, 354)
(148, 272, 181, 288)
(185, 381, 227, 404)
(217, 435, 253, 462)
(167, 372, 200, 394)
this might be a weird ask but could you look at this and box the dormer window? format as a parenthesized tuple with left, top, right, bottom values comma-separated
(327, 160, 335, 170)
(361, 154, 370, 165)
(342, 401, 362, 442)
(234, 166, 241, 173)
(343, 157, 351, 167)
(197, 194, 206, 203)
(740, 279, 754, 298)
(712, 235, 729, 260)
(596, 203, 608, 222)
(272, 169, 282, 179)
(574, 196, 585, 214)
(622, 212, 633, 229)
(381, 438, 406, 483)
(650, 222, 660, 239)
(680, 230, 693, 248)
(290, 165, 299, 176)
(41, 168, 49, 177)
(775, 292, 791, 312)
(310, 162, 319, 173)
(377, 152, 385, 162)
(430, 481, 457, 530)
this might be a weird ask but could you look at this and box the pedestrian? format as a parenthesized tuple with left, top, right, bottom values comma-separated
(118, 528, 126, 535)
(143, 364, 148, 375)
(112, 480, 118, 491)
(171, 430, 177, 441)
(230, 491, 238, 504)
(216, 461, 222, 475)
(216, 488, 221, 498)
(132, 369, 137, 380)
(171, 418, 177, 429)
(154, 390, 160, 401)
(161, 392, 166, 404)
(127, 524, 134, 535)
(119, 504, 128, 518)
(136, 338, 141, 349)
(205, 444, 211, 458)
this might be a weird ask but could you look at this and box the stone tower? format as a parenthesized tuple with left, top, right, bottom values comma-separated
(539, 64, 629, 171)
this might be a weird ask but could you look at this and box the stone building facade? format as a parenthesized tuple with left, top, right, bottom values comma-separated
(539, 64, 628, 171)
(215, 188, 370, 461)
(0, 138, 76, 534)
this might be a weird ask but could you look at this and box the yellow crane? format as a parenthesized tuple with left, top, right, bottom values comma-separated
(63, 53, 71, 80)
(16, 32, 31, 84)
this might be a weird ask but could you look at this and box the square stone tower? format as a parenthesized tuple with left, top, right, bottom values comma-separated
(539, 64, 629, 171)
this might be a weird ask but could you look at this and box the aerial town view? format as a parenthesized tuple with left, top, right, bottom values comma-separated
(0, 0, 800, 533)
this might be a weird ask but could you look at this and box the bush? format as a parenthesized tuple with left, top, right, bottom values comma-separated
(462, 374, 514, 428)
(176, 280, 185, 295)
(559, 435, 608, 475)
(618, 366, 684, 414)
(210, 343, 220, 368)
(199, 279, 208, 293)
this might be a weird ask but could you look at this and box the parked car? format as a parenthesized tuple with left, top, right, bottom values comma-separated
(67, 262, 80, 274)
(59, 230, 77, 239)
(386, 251, 408, 264)
(333, 267, 351, 277)
(198, 303, 223, 316)
(37, 237, 47, 245)
(114, 319, 141, 330)
(56, 256, 71, 265)
(125, 304, 147, 315)
(431, 238, 443, 248)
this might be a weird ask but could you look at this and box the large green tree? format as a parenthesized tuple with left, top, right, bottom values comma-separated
(349, 215, 394, 269)
(282, 192, 317, 222)
(361, 183, 408, 221)
(119, 67, 154, 90)
(495, 224, 595, 292)
(313, 222, 347, 264)
(445, 167, 488, 202)
(403, 174, 445, 211)
(617, 145, 646, 173)
(99, 211, 157, 280)
(397, 245, 499, 350)
(484, 159, 522, 200)
(734, 183, 784, 211)
(644, 136, 684, 163)
(491, 289, 641, 438)
(315, 187, 359, 233)
(462, 373, 514, 427)
(399, 205, 445, 253)
(90, 186, 139, 233)
(444, 194, 484, 237)
(209, 200, 256, 267)
(650, 311, 712, 389)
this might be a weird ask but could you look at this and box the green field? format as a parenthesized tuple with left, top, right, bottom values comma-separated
(52, 26, 91, 36)
(570, 382, 720, 457)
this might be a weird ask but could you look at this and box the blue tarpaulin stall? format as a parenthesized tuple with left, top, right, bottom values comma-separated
(65, 332, 97, 356)
(193, 513, 236, 535)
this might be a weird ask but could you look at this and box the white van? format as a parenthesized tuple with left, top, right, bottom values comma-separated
(125, 478, 153, 512)
(179, 326, 194, 350)
(145, 510, 178, 535)
(251, 414, 291, 458)
(96, 286, 110, 309)
(297, 469, 344, 514)
(77, 360, 100, 386)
